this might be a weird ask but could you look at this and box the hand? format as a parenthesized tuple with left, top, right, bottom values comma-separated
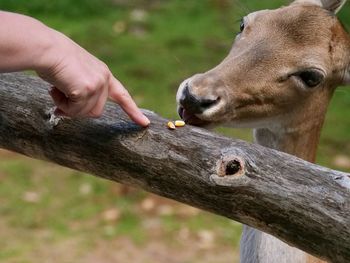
(37, 31, 150, 127)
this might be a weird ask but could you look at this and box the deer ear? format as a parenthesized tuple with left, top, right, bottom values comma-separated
(291, 0, 347, 13)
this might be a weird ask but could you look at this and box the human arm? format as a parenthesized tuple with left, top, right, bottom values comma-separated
(0, 11, 150, 126)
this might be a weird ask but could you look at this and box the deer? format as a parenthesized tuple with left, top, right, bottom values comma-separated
(176, 0, 350, 262)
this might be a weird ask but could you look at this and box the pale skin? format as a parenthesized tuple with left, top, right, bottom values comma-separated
(0, 11, 150, 127)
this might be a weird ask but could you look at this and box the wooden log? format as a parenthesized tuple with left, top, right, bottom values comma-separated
(0, 72, 349, 262)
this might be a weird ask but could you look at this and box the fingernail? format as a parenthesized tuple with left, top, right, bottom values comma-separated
(141, 115, 150, 127)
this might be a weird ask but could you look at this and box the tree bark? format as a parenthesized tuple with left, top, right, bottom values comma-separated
(0, 73, 349, 262)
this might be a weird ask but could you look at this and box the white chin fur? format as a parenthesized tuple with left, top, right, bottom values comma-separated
(200, 99, 225, 119)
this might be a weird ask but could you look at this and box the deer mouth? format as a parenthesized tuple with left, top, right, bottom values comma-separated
(178, 106, 211, 127)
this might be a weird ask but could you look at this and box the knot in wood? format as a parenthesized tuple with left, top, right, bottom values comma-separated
(217, 156, 244, 177)
(225, 159, 241, 175)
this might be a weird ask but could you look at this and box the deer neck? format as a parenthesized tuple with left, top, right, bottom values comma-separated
(239, 115, 327, 263)
(253, 119, 324, 163)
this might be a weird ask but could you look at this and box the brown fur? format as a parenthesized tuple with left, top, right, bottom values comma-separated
(177, 1, 350, 262)
(187, 5, 349, 128)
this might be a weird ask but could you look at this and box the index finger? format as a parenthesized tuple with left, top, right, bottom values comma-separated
(108, 77, 150, 127)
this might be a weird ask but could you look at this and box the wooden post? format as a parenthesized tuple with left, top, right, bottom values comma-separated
(0, 73, 349, 262)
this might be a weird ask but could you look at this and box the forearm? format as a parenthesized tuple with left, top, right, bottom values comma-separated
(0, 11, 58, 72)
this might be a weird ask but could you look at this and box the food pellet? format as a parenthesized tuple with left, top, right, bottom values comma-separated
(175, 120, 185, 127)
(167, 121, 176, 130)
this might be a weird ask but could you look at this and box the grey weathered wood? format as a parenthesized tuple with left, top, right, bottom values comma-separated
(0, 72, 349, 262)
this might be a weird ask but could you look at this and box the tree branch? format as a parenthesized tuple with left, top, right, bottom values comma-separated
(0, 73, 349, 262)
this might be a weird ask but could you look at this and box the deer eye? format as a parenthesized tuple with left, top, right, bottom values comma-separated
(239, 19, 245, 32)
(296, 70, 324, 88)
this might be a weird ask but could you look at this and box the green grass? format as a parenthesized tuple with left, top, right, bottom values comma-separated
(0, 0, 350, 262)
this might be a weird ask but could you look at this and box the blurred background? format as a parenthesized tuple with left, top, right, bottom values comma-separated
(0, 0, 349, 262)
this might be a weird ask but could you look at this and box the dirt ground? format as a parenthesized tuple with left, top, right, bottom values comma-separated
(0, 150, 240, 263)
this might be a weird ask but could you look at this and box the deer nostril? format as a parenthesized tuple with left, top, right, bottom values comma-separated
(180, 85, 220, 114)
(200, 97, 220, 110)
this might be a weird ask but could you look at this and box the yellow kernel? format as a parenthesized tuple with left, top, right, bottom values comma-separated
(167, 121, 176, 130)
(175, 120, 186, 127)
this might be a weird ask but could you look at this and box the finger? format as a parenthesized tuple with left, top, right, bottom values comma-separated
(87, 83, 109, 118)
(54, 107, 67, 117)
(49, 87, 66, 105)
(109, 77, 150, 127)
(76, 85, 105, 117)
(49, 87, 70, 114)
(50, 87, 90, 117)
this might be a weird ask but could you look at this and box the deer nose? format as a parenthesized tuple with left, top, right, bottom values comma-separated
(179, 84, 219, 114)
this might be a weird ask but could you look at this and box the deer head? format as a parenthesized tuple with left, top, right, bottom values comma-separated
(176, 0, 350, 130)
(177, 1, 350, 261)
